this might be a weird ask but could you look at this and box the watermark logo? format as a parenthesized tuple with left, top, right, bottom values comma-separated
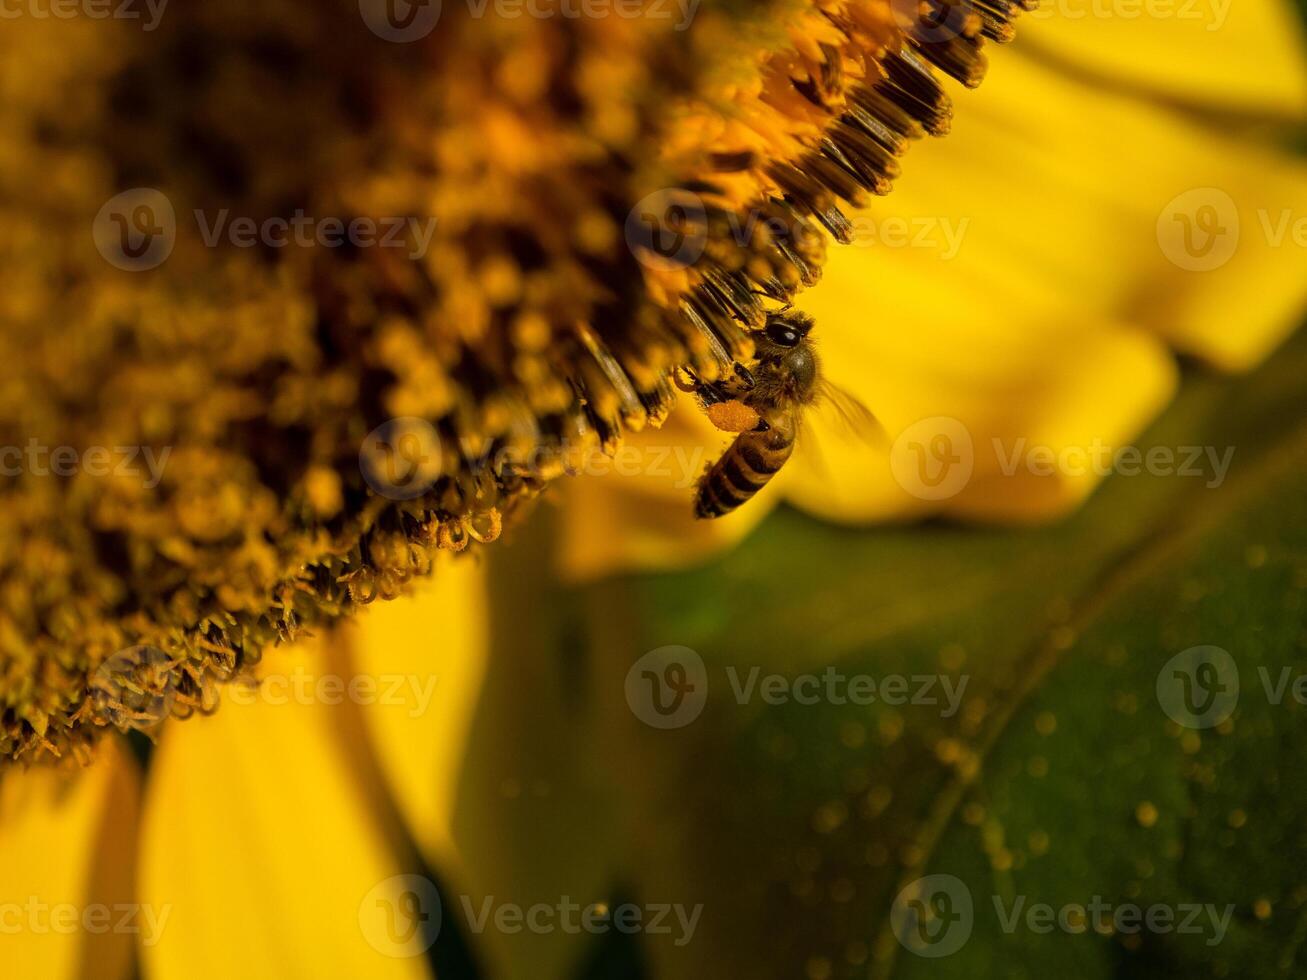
(460, 897, 702, 946)
(93, 188, 176, 272)
(1027, 0, 1232, 30)
(1157, 188, 1240, 272)
(627, 652, 967, 726)
(993, 896, 1233, 946)
(360, 417, 443, 500)
(848, 214, 970, 260)
(890, 0, 971, 43)
(891, 880, 1234, 956)
(359, 874, 443, 958)
(891, 419, 1237, 501)
(192, 210, 438, 259)
(625, 189, 708, 272)
(359, 0, 441, 41)
(94, 190, 439, 270)
(361, 0, 701, 35)
(725, 667, 967, 716)
(1157, 645, 1239, 729)
(226, 669, 440, 718)
(0, 0, 169, 31)
(891, 875, 974, 958)
(993, 439, 1235, 489)
(90, 645, 176, 733)
(0, 440, 171, 488)
(625, 645, 708, 729)
(1260, 666, 1307, 707)
(890, 416, 975, 501)
(0, 898, 172, 946)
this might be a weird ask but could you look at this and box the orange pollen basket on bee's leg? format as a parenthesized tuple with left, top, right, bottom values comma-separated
(707, 400, 764, 433)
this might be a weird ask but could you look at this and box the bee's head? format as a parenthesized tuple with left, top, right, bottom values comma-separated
(761, 310, 814, 350)
(753, 310, 818, 404)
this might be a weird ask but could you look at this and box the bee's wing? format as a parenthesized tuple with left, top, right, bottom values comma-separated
(792, 383, 884, 485)
(815, 379, 889, 449)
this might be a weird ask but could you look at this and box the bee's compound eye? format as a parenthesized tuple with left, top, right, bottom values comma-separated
(764, 322, 802, 348)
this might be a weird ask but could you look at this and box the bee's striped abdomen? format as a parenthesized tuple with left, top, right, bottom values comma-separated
(695, 412, 797, 519)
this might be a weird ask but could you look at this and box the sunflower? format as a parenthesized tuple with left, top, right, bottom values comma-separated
(0, 0, 1038, 762)
(3, 0, 1305, 974)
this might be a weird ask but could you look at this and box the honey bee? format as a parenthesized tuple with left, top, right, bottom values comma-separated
(678, 308, 881, 519)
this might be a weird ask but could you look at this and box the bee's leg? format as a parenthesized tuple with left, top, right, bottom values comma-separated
(673, 367, 733, 407)
(733, 362, 756, 390)
(672, 367, 700, 394)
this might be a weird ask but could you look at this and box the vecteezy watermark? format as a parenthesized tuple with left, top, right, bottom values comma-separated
(891, 875, 974, 958)
(0, 0, 168, 30)
(990, 439, 1235, 489)
(625, 189, 711, 272)
(1158, 645, 1307, 729)
(93, 188, 439, 271)
(889, 417, 1236, 501)
(359, 417, 713, 501)
(1026, 0, 1231, 30)
(192, 210, 437, 259)
(358, 0, 442, 41)
(1258, 666, 1307, 707)
(846, 214, 970, 260)
(93, 188, 176, 272)
(889, 0, 978, 43)
(360, 0, 700, 41)
(1157, 188, 1307, 272)
(625, 646, 709, 729)
(89, 645, 176, 733)
(889, 417, 976, 502)
(725, 666, 968, 717)
(1156, 645, 1240, 729)
(0, 898, 173, 946)
(225, 668, 440, 718)
(470, 0, 700, 30)
(359, 875, 443, 958)
(0, 439, 171, 489)
(991, 895, 1233, 948)
(359, 417, 444, 500)
(625, 647, 968, 729)
(459, 897, 703, 947)
(892, 875, 1234, 958)
(625, 189, 967, 272)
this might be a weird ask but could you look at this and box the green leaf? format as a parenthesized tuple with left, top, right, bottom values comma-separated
(594, 328, 1307, 979)
(452, 328, 1307, 979)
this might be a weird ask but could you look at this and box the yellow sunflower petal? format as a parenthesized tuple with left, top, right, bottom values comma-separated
(346, 556, 489, 873)
(984, 31, 1307, 370)
(784, 26, 1307, 522)
(785, 294, 1177, 522)
(0, 741, 140, 980)
(554, 406, 779, 583)
(1018, 0, 1307, 117)
(138, 635, 435, 980)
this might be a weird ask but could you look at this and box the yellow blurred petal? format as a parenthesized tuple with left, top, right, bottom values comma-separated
(1146, 175, 1307, 370)
(138, 635, 435, 980)
(785, 28, 1307, 522)
(554, 405, 779, 583)
(346, 556, 489, 873)
(785, 298, 1177, 521)
(905, 42, 1307, 368)
(982, 29, 1307, 370)
(0, 741, 140, 980)
(1018, 0, 1307, 117)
